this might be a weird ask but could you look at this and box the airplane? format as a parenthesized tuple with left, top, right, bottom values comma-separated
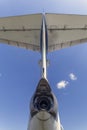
(0, 13, 87, 130)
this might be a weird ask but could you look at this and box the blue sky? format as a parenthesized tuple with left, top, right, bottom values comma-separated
(0, 0, 87, 130)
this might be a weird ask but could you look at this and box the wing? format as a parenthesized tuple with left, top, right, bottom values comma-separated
(45, 13, 87, 52)
(0, 14, 42, 51)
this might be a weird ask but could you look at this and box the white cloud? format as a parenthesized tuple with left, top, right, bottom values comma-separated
(69, 73, 77, 80)
(57, 80, 69, 89)
(56, 73, 77, 90)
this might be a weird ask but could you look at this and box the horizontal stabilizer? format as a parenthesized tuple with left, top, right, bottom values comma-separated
(0, 13, 87, 52)
(46, 13, 87, 51)
(0, 14, 42, 51)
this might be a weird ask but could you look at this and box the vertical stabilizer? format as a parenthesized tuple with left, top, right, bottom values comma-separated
(40, 14, 48, 79)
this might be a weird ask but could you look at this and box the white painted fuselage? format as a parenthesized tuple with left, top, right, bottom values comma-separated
(28, 111, 61, 130)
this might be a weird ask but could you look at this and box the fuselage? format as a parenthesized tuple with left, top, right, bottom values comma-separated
(27, 78, 63, 130)
(28, 111, 61, 130)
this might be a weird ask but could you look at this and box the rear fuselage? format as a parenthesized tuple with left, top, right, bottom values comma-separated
(27, 78, 62, 130)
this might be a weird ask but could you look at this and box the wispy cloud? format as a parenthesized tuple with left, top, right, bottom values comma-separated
(56, 73, 77, 90)
(69, 73, 77, 80)
(57, 80, 69, 89)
